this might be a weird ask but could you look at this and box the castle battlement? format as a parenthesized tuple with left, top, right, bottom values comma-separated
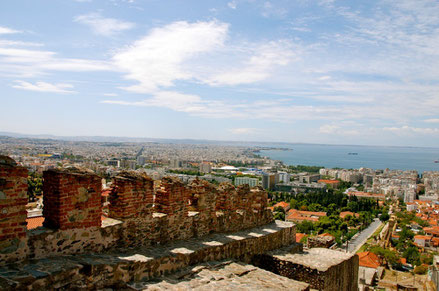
(0, 156, 358, 290)
(0, 156, 273, 265)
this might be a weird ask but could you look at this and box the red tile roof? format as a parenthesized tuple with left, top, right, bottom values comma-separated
(26, 216, 44, 230)
(320, 233, 335, 238)
(296, 233, 306, 243)
(340, 211, 359, 219)
(286, 209, 327, 222)
(273, 201, 290, 210)
(318, 179, 340, 184)
(358, 251, 381, 269)
(414, 235, 432, 241)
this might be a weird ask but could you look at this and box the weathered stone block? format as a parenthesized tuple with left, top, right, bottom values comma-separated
(252, 248, 359, 291)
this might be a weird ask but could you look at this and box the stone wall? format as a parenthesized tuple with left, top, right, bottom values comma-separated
(252, 248, 359, 291)
(0, 157, 274, 265)
(0, 156, 28, 263)
(0, 221, 296, 290)
(307, 235, 335, 248)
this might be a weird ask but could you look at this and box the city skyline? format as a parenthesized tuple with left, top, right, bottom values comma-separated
(1, 0, 439, 147)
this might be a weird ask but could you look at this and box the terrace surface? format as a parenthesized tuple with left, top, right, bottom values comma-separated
(130, 260, 310, 291)
(0, 221, 295, 290)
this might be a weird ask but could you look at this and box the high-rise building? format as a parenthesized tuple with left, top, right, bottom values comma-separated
(107, 160, 120, 167)
(404, 190, 416, 203)
(170, 159, 180, 169)
(120, 160, 136, 170)
(278, 172, 290, 183)
(199, 162, 212, 173)
(262, 173, 276, 190)
(137, 156, 147, 166)
(235, 177, 259, 187)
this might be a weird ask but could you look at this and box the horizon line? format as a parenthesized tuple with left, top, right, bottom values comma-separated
(1, 130, 439, 150)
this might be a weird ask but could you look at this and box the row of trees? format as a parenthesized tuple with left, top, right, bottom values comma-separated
(288, 165, 323, 173)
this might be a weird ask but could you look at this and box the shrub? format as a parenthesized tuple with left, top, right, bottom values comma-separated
(414, 265, 428, 275)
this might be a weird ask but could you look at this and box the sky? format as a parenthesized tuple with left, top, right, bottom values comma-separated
(1, 0, 439, 147)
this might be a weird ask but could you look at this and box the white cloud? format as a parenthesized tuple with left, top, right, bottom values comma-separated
(113, 21, 229, 93)
(319, 124, 359, 135)
(74, 12, 135, 36)
(103, 93, 118, 97)
(0, 40, 42, 47)
(319, 124, 339, 134)
(228, 1, 237, 9)
(204, 40, 296, 86)
(0, 26, 21, 34)
(424, 118, 439, 123)
(0, 45, 111, 77)
(229, 128, 257, 135)
(103, 91, 205, 113)
(12, 81, 75, 93)
(112, 20, 297, 93)
(102, 92, 346, 122)
(383, 125, 439, 135)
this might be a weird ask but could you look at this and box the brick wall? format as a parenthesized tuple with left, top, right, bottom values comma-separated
(216, 182, 238, 212)
(0, 156, 28, 245)
(154, 177, 188, 217)
(43, 168, 102, 230)
(0, 157, 274, 265)
(109, 172, 153, 219)
(188, 179, 217, 236)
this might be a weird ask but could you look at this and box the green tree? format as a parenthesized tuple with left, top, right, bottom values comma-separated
(296, 221, 315, 234)
(27, 172, 42, 202)
(414, 265, 428, 275)
(403, 246, 421, 266)
(380, 213, 390, 222)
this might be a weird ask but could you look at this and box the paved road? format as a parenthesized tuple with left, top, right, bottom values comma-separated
(347, 218, 382, 253)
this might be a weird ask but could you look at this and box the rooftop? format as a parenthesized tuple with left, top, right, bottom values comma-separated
(357, 251, 381, 269)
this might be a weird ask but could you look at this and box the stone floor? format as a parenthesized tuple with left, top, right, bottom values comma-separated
(0, 221, 296, 290)
(128, 260, 310, 291)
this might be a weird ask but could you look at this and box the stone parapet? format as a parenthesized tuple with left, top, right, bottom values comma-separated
(130, 260, 310, 290)
(0, 157, 274, 266)
(0, 221, 296, 290)
(252, 248, 359, 291)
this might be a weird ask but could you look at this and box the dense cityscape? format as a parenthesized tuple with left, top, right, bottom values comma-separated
(1, 135, 439, 289)
(2, 0, 439, 289)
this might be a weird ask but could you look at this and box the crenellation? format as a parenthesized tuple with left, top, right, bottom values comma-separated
(109, 171, 154, 219)
(216, 182, 238, 212)
(0, 155, 357, 291)
(188, 179, 217, 236)
(1, 156, 276, 266)
(154, 176, 188, 217)
(0, 156, 28, 264)
(42, 167, 102, 230)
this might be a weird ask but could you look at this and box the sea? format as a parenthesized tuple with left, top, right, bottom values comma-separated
(258, 144, 439, 174)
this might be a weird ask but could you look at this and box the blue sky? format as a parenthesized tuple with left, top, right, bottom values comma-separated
(1, 0, 439, 147)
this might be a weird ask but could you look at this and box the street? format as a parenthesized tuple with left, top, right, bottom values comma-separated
(347, 218, 382, 253)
